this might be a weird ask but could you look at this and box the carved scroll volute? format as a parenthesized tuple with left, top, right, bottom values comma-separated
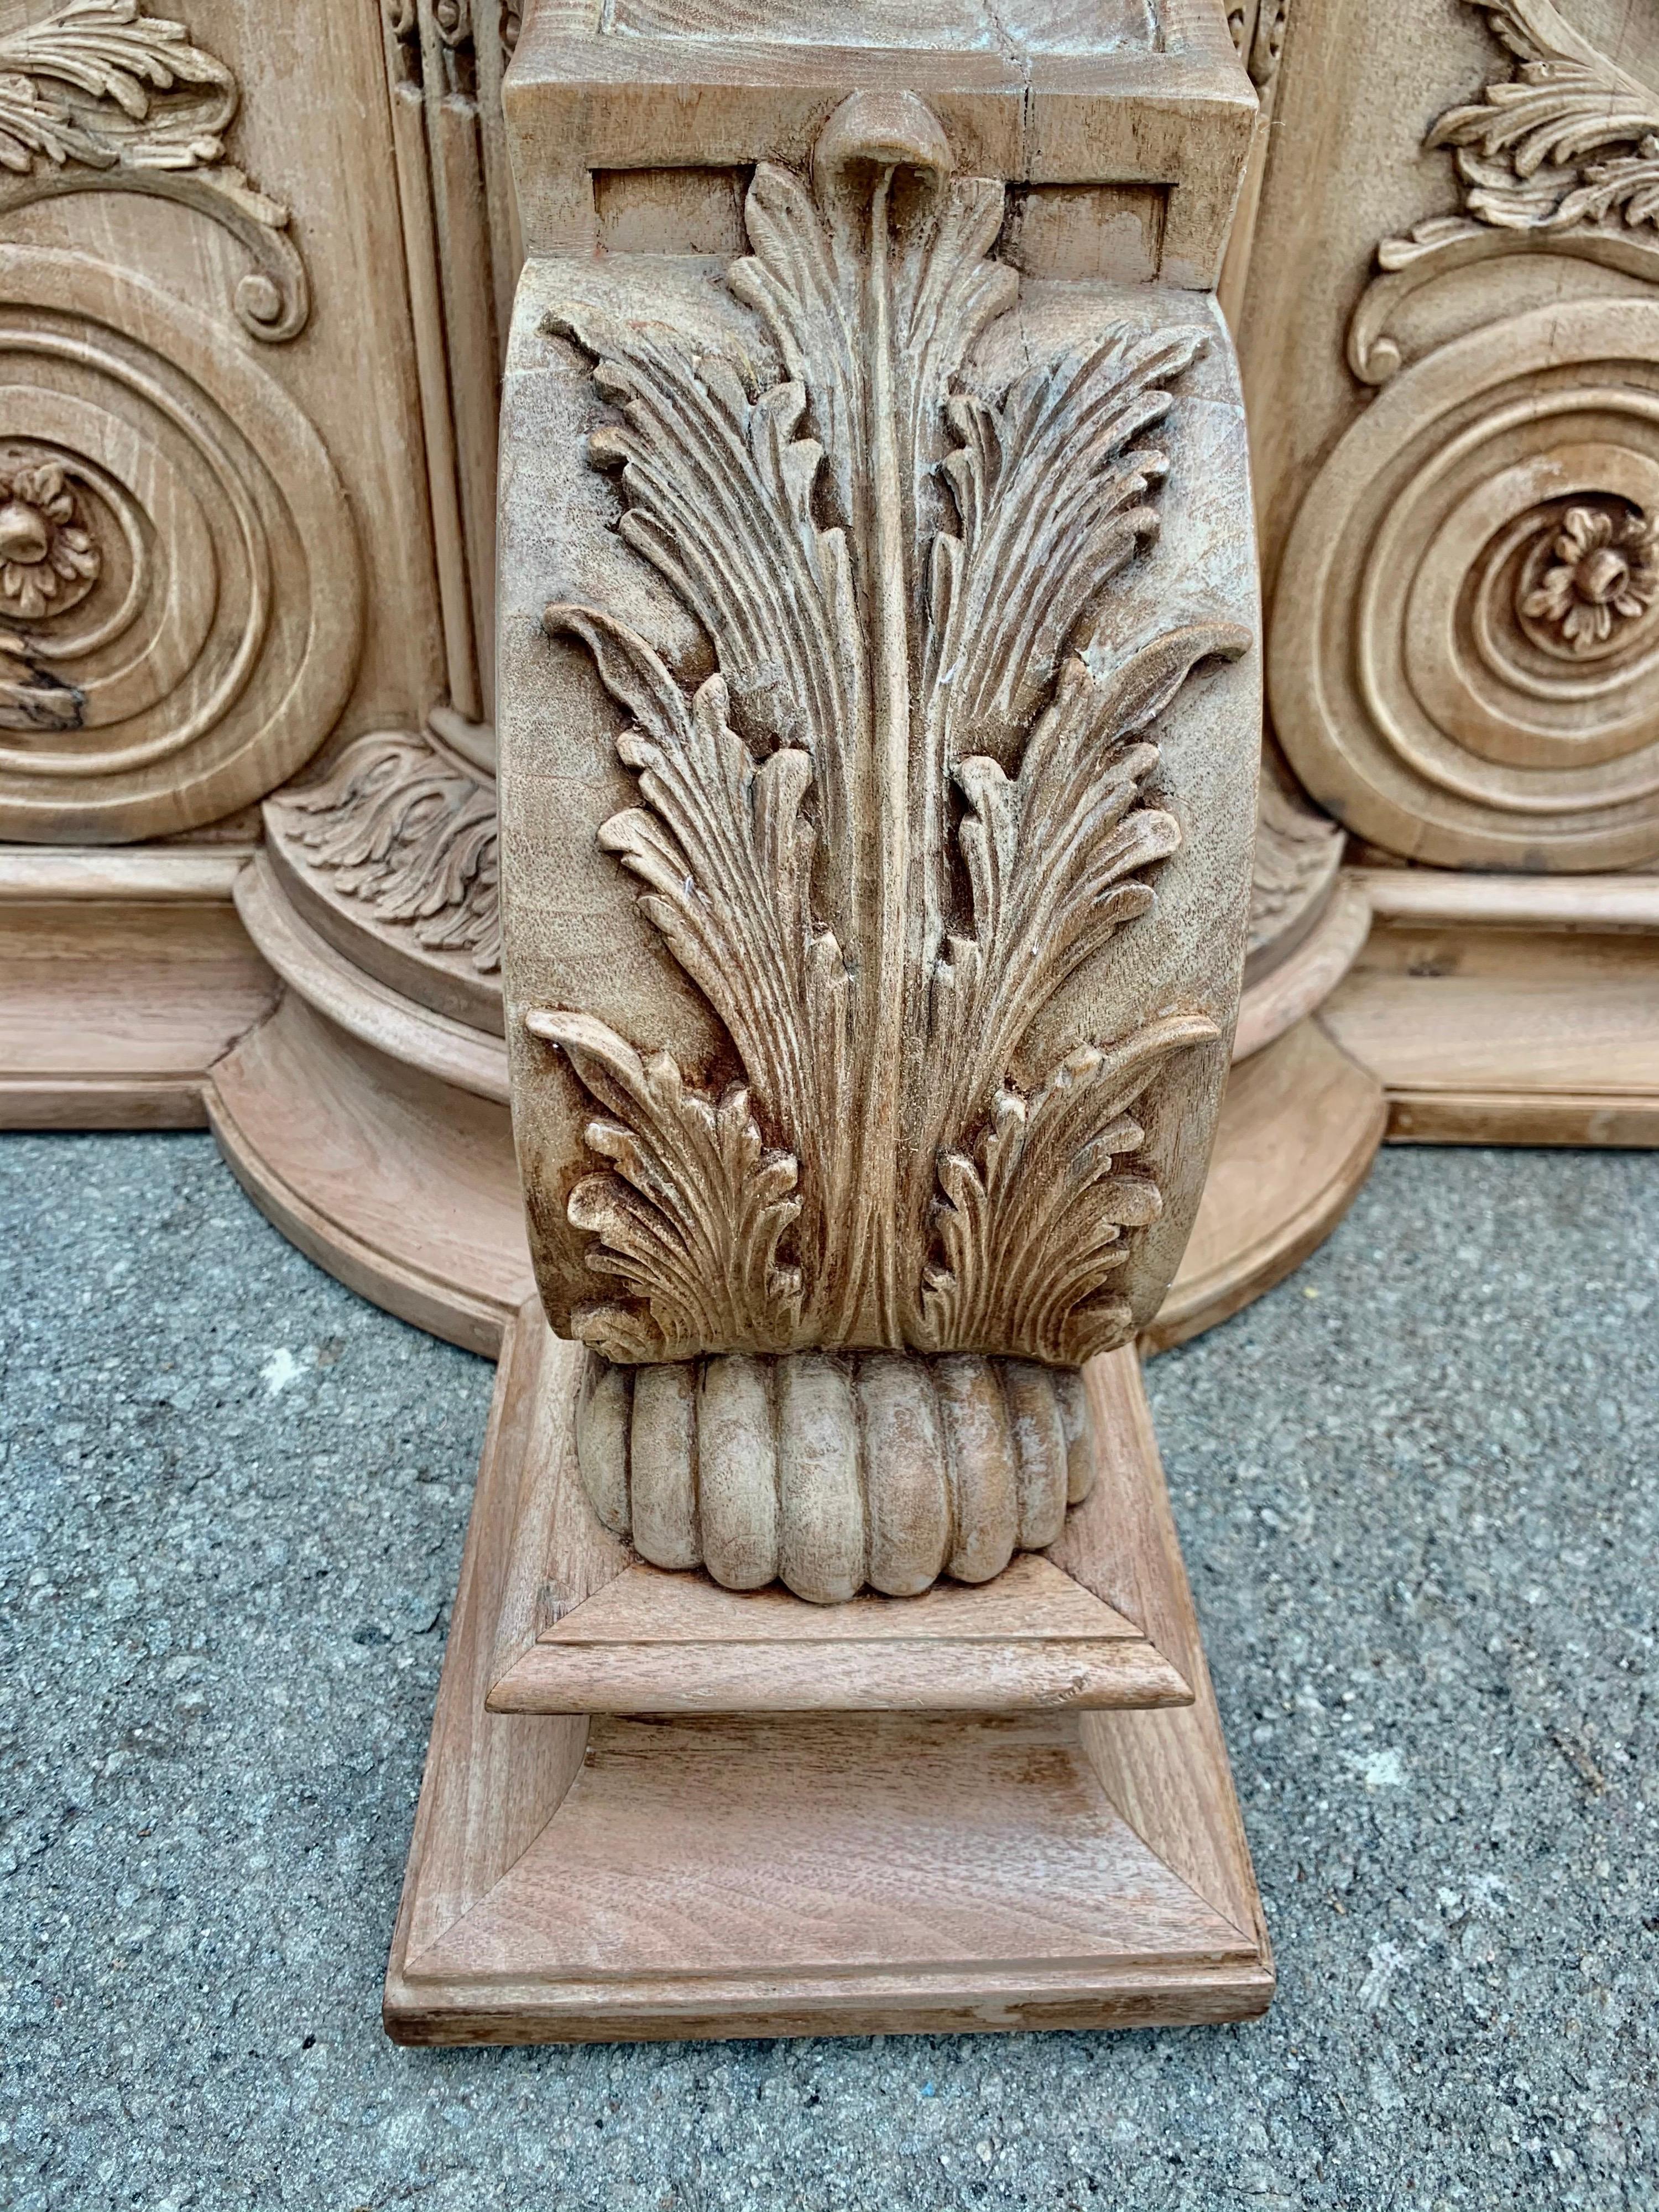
(498, 93, 1260, 1599)
(1270, 0, 1659, 871)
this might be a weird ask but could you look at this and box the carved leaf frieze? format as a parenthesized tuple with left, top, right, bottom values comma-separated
(283, 729, 500, 972)
(1383, 0, 1659, 269)
(533, 93, 1244, 1368)
(1227, 0, 1289, 95)
(1248, 765, 1343, 954)
(0, 0, 309, 340)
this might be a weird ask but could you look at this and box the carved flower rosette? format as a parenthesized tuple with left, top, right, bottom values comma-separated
(499, 95, 1259, 1386)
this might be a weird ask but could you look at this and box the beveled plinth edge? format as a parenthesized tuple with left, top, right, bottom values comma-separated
(205, 990, 533, 1359)
(387, 1937, 1275, 2048)
(0, 844, 275, 1131)
(233, 851, 509, 1103)
(491, 1557, 1196, 1717)
(383, 1301, 1271, 2045)
(483, 1321, 1195, 1713)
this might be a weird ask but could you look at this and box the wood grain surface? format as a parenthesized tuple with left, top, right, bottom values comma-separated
(383, 1302, 1272, 2043)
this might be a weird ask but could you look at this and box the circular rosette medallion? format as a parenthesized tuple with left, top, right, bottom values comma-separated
(0, 249, 362, 840)
(1271, 300, 1659, 868)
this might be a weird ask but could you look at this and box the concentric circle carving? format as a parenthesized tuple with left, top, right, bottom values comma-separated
(1271, 301, 1659, 868)
(0, 249, 363, 839)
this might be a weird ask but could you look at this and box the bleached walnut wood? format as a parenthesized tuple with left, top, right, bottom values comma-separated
(1234, 872, 1371, 1063)
(207, 986, 533, 1359)
(0, 1, 309, 343)
(1245, 0, 1659, 870)
(232, 852, 508, 1103)
(1065, 1340, 1269, 1952)
(1144, 1013, 1386, 1354)
(508, 148, 1254, 1371)
(0, 249, 363, 839)
(378, 0, 524, 731)
(498, 20, 1260, 1597)
(503, 0, 1255, 287)
(0, 0, 1381, 1364)
(1215, 0, 1290, 336)
(263, 727, 503, 1034)
(1357, 868, 1659, 933)
(0, 843, 273, 1129)
(479, 1303, 1192, 1710)
(495, 1554, 1195, 1717)
(0, 0, 473, 843)
(1214, 7, 1364, 1084)
(384, 1300, 1272, 2044)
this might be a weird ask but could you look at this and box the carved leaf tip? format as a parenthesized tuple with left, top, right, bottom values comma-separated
(920, 1012, 1221, 1364)
(525, 1008, 805, 1363)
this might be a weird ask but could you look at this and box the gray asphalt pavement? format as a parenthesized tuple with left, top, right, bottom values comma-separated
(1, 1132, 1653, 2211)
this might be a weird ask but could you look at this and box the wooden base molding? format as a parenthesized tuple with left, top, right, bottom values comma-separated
(1146, 1015, 1387, 1355)
(196, 845, 531, 1357)
(0, 847, 275, 1131)
(486, 1331, 1191, 1717)
(1326, 870, 1659, 1149)
(231, 853, 509, 1107)
(207, 994, 533, 1358)
(383, 1304, 1273, 2046)
(1234, 873, 1373, 1064)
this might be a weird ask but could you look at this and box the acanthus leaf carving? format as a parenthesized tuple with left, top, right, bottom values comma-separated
(1423, 0, 1659, 238)
(280, 728, 501, 973)
(525, 1009, 804, 1365)
(1351, 5, 1659, 387)
(0, 0, 309, 340)
(921, 1015, 1217, 1369)
(533, 91, 1243, 1368)
(0, 0, 235, 170)
(1365, 0, 1659, 317)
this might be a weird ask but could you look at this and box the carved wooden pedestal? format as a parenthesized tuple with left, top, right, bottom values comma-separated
(384, 1302, 1271, 2043)
(378, 0, 1276, 2044)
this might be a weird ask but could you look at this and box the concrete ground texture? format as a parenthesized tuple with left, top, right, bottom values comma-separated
(0, 1133, 1653, 2211)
